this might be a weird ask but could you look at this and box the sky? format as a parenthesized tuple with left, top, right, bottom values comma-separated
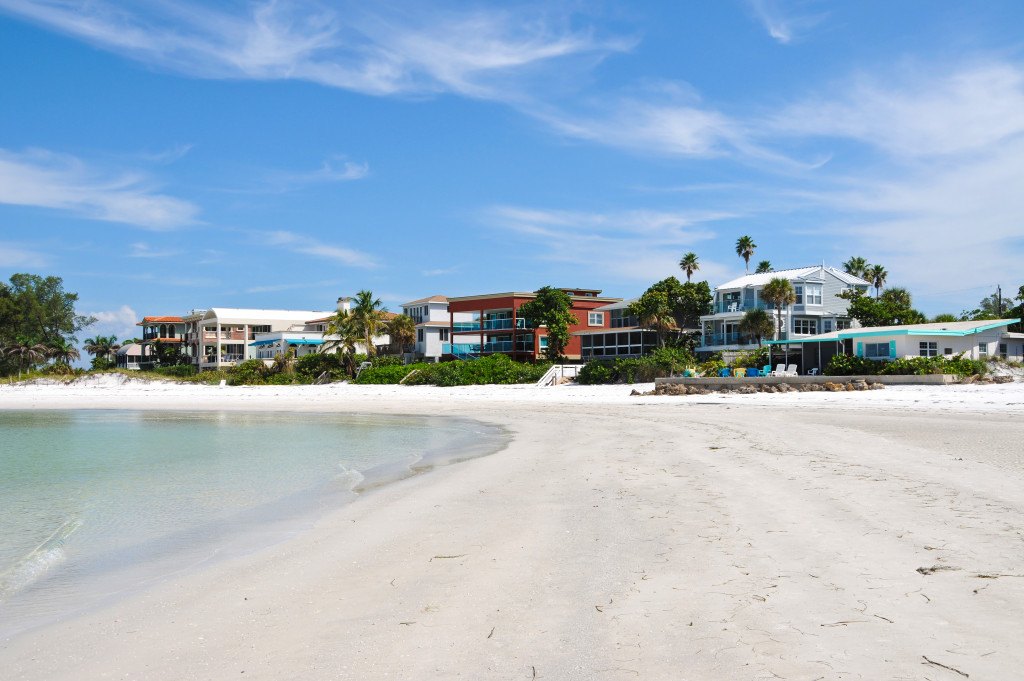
(2, 0, 1024, 342)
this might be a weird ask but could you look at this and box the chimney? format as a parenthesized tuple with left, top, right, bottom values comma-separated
(337, 297, 352, 312)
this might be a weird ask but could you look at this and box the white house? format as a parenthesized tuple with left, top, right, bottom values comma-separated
(400, 295, 452, 362)
(185, 307, 331, 371)
(250, 297, 393, 363)
(764, 318, 1024, 373)
(700, 265, 871, 352)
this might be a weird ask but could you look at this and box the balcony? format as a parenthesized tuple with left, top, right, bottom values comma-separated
(443, 340, 534, 355)
(701, 332, 787, 347)
(452, 318, 529, 332)
(712, 301, 771, 314)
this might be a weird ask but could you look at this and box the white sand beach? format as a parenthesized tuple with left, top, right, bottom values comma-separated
(2, 378, 1024, 680)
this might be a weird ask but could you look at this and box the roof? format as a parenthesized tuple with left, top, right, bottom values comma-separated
(201, 308, 332, 324)
(594, 298, 637, 312)
(401, 294, 448, 306)
(447, 291, 622, 304)
(137, 316, 183, 324)
(715, 266, 871, 291)
(419, 320, 451, 327)
(307, 310, 399, 324)
(765, 318, 1021, 344)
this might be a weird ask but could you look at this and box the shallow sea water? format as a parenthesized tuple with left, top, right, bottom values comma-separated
(0, 410, 505, 637)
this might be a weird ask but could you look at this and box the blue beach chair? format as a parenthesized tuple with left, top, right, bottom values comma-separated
(746, 367, 759, 377)
(718, 368, 731, 377)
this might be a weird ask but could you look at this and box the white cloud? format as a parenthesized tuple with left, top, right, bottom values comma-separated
(768, 63, 1024, 158)
(0, 242, 49, 268)
(485, 205, 733, 282)
(0, 148, 199, 230)
(0, 0, 625, 100)
(263, 230, 379, 268)
(85, 304, 139, 340)
(129, 242, 182, 258)
(746, 0, 827, 44)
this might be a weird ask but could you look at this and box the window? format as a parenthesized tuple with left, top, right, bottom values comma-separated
(793, 319, 817, 335)
(588, 311, 604, 326)
(864, 342, 888, 358)
(794, 285, 803, 304)
(806, 284, 822, 305)
(823, 320, 833, 333)
(919, 341, 938, 357)
(440, 328, 449, 342)
(979, 342, 988, 357)
(417, 329, 424, 342)
(999, 343, 1008, 359)
(836, 318, 852, 330)
(944, 347, 952, 355)
(539, 335, 548, 349)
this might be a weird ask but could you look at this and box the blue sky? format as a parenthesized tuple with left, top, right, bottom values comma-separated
(2, 1, 1024, 341)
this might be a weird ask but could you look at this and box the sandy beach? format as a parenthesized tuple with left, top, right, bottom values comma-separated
(2, 377, 1024, 680)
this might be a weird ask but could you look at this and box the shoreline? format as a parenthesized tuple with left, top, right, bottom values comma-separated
(3, 381, 1024, 679)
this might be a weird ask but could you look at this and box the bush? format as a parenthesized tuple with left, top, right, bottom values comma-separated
(294, 352, 344, 381)
(578, 360, 615, 385)
(733, 348, 769, 369)
(40, 362, 79, 376)
(404, 355, 548, 386)
(698, 359, 727, 377)
(369, 355, 404, 368)
(825, 352, 988, 377)
(352, 363, 428, 385)
(153, 365, 197, 378)
(228, 359, 270, 385)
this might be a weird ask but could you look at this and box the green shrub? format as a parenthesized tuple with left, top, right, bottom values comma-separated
(578, 360, 615, 385)
(352, 363, 428, 385)
(40, 362, 79, 376)
(228, 359, 270, 385)
(404, 355, 548, 386)
(825, 352, 988, 377)
(369, 355, 404, 368)
(698, 359, 727, 377)
(153, 365, 197, 378)
(294, 352, 345, 381)
(733, 348, 769, 369)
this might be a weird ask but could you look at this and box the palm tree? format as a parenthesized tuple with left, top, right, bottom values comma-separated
(678, 252, 700, 282)
(932, 313, 959, 323)
(761, 277, 796, 342)
(880, 287, 912, 308)
(738, 308, 774, 346)
(321, 310, 363, 376)
(755, 260, 772, 274)
(866, 264, 888, 299)
(735, 236, 756, 274)
(48, 338, 81, 366)
(386, 314, 416, 356)
(349, 290, 389, 356)
(83, 335, 120, 363)
(2, 338, 48, 378)
(842, 256, 869, 280)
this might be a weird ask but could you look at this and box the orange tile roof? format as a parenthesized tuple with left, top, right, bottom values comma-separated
(138, 316, 184, 324)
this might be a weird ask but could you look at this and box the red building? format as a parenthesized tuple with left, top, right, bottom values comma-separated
(445, 289, 621, 361)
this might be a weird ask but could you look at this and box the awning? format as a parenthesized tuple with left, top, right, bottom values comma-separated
(286, 339, 324, 345)
(249, 340, 276, 346)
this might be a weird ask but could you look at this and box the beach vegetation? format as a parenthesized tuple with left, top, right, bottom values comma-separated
(678, 252, 700, 282)
(760, 277, 795, 341)
(839, 288, 925, 327)
(350, 290, 390, 357)
(518, 286, 577, 362)
(733, 347, 770, 369)
(738, 308, 774, 346)
(405, 354, 549, 386)
(842, 256, 869, 280)
(385, 314, 416, 355)
(866, 264, 888, 299)
(824, 353, 987, 377)
(755, 260, 772, 273)
(735, 236, 756, 274)
(629, 277, 712, 345)
(578, 346, 702, 384)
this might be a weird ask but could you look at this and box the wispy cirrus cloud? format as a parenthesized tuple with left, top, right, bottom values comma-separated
(485, 205, 734, 282)
(746, 0, 827, 44)
(128, 242, 183, 258)
(0, 147, 199, 230)
(0, 0, 627, 100)
(0, 241, 49, 268)
(262, 230, 379, 269)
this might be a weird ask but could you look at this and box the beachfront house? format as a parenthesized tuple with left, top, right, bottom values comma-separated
(249, 297, 394, 363)
(574, 299, 661, 360)
(185, 307, 332, 371)
(401, 295, 450, 363)
(700, 265, 871, 353)
(445, 288, 621, 361)
(764, 318, 1024, 374)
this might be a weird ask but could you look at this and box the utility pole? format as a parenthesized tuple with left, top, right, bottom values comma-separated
(997, 285, 1002, 317)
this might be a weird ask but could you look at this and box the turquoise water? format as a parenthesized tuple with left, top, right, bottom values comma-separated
(0, 410, 505, 637)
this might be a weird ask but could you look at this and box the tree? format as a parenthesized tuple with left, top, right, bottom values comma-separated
(386, 314, 416, 355)
(628, 290, 676, 348)
(1, 337, 48, 378)
(879, 287, 913, 309)
(349, 290, 390, 356)
(48, 338, 81, 366)
(321, 310, 363, 376)
(518, 286, 578, 362)
(678, 252, 700, 282)
(1, 274, 95, 346)
(755, 260, 772, 274)
(83, 335, 120, 366)
(965, 290, 1014, 320)
(842, 257, 869, 280)
(735, 236, 756, 274)
(838, 289, 924, 327)
(761, 277, 796, 341)
(738, 308, 774, 346)
(931, 313, 959, 323)
(866, 264, 888, 299)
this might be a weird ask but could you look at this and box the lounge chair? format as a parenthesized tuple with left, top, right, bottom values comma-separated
(769, 364, 786, 376)
(785, 364, 798, 376)
(806, 367, 819, 376)
(759, 365, 772, 377)
(746, 367, 759, 377)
